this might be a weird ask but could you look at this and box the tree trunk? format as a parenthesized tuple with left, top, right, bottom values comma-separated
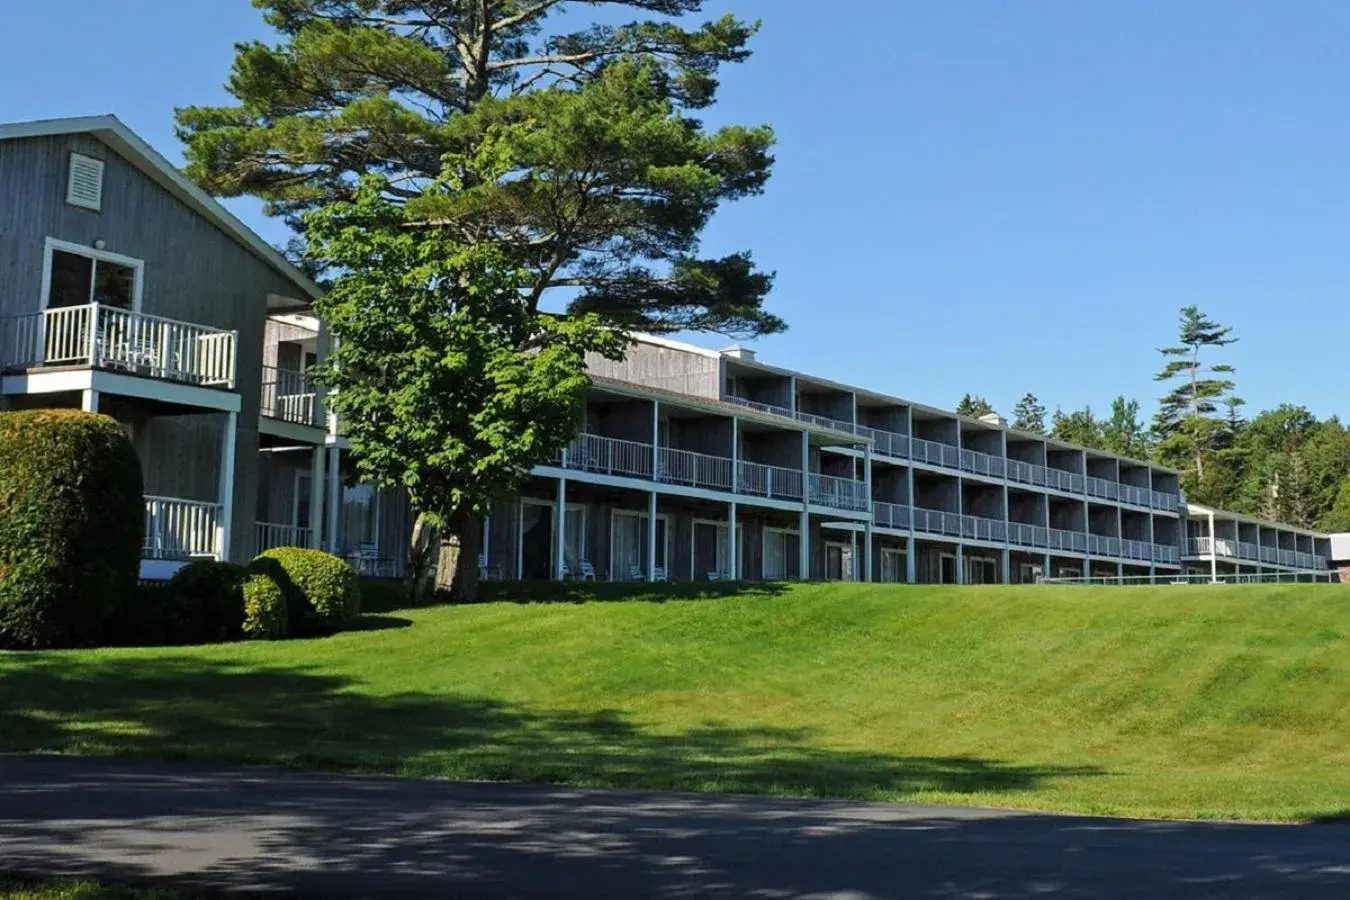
(405, 512, 440, 605)
(437, 511, 482, 604)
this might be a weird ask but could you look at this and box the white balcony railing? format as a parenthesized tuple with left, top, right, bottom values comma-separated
(738, 460, 804, 501)
(255, 521, 311, 554)
(1260, 545, 1279, 564)
(1049, 528, 1087, 553)
(1153, 544, 1180, 564)
(1008, 522, 1050, 549)
(1120, 538, 1152, 561)
(962, 514, 1006, 543)
(808, 472, 870, 512)
(563, 433, 654, 480)
(143, 496, 220, 560)
(1006, 459, 1048, 488)
(796, 410, 855, 434)
(911, 437, 961, 469)
(9, 304, 236, 388)
(725, 394, 793, 419)
(1088, 534, 1122, 558)
(873, 501, 911, 530)
(855, 425, 911, 459)
(913, 507, 964, 538)
(959, 448, 1006, 479)
(261, 366, 318, 426)
(260, 365, 321, 427)
(1086, 476, 1119, 501)
(657, 446, 733, 492)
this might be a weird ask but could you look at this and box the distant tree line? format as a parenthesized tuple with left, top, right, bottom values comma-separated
(958, 306, 1350, 530)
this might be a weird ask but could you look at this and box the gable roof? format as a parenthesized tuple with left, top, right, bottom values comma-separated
(0, 114, 322, 304)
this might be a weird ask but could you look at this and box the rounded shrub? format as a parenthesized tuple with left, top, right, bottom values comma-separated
(255, 547, 361, 634)
(164, 560, 247, 644)
(241, 566, 288, 640)
(0, 410, 143, 649)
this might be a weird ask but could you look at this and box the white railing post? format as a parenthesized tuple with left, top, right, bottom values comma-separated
(85, 302, 100, 366)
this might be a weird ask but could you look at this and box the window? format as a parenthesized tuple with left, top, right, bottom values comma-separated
(612, 511, 669, 579)
(43, 240, 140, 310)
(341, 484, 380, 551)
(763, 528, 797, 580)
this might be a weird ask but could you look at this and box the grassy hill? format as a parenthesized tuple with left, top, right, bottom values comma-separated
(4, 582, 1350, 821)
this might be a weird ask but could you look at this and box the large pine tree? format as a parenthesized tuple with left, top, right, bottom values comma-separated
(176, 0, 780, 337)
(1153, 306, 1241, 498)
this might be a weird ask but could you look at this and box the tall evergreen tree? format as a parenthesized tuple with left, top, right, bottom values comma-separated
(177, 0, 779, 337)
(1011, 393, 1046, 434)
(1153, 306, 1241, 497)
(956, 394, 996, 418)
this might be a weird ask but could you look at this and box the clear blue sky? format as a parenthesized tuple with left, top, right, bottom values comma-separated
(2, 1, 1347, 422)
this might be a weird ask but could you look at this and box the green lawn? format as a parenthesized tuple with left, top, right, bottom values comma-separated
(4, 582, 1350, 821)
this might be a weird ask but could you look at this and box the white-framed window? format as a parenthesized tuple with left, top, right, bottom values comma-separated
(612, 510, 670, 580)
(561, 502, 587, 571)
(824, 540, 855, 582)
(41, 238, 143, 311)
(66, 153, 105, 211)
(762, 526, 799, 580)
(965, 556, 998, 585)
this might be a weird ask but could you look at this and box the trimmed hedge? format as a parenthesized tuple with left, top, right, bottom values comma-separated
(255, 547, 361, 634)
(0, 410, 143, 649)
(242, 567, 288, 639)
(164, 560, 247, 644)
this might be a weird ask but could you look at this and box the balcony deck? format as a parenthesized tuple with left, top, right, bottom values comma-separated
(5, 304, 237, 390)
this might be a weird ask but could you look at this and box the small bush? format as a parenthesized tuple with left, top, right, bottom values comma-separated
(0, 410, 143, 649)
(163, 560, 247, 644)
(255, 547, 361, 634)
(241, 566, 288, 640)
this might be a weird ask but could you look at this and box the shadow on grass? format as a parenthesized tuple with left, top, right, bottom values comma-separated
(477, 579, 791, 606)
(0, 654, 1089, 801)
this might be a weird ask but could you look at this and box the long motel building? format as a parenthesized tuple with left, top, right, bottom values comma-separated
(475, 335, 1335, 584)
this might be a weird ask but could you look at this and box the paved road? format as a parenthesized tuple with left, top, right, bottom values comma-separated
(3, 755, 1349, 899)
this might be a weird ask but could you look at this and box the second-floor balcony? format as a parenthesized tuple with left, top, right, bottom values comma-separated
(261, 365, 322, 428)
(1190, 537, 1327, 571)
(7, 303, 237, 389)
(555, 432, 866, 513)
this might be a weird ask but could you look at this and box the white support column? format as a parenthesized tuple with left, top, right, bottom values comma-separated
(516, 501, 525, 579)
(651, 400, 661, 475)
(308, 445, 326, 549)
(955, 544, 965, 585)
(216, 410, 238, 562)
(907, 539, 917, 584)
(555, 478, 567, 580)
(729, 501, 738, 580)
(1209, 510, 1218, 584)
(863, 441, 873, 583)
(326, 445, 341, 553)
(80, 389, 99, 413)
(731, 416, 741, 492)
(647, 489, 658, 581)
(850, 529, 858, 582)
(313, 319, 331, 431)
(1001, 548, 1011, 585)
(800, 430, 810, 579)
(906, 406, 917, 583)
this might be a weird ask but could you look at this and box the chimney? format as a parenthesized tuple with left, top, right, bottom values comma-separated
(721, 345, 757, 361)
(979, 412, 1007, 428)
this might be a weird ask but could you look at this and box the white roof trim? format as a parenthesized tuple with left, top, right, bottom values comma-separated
(0, 115, 322, 303)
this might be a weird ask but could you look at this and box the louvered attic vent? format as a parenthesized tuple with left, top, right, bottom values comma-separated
(66, 153, 105, 211)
